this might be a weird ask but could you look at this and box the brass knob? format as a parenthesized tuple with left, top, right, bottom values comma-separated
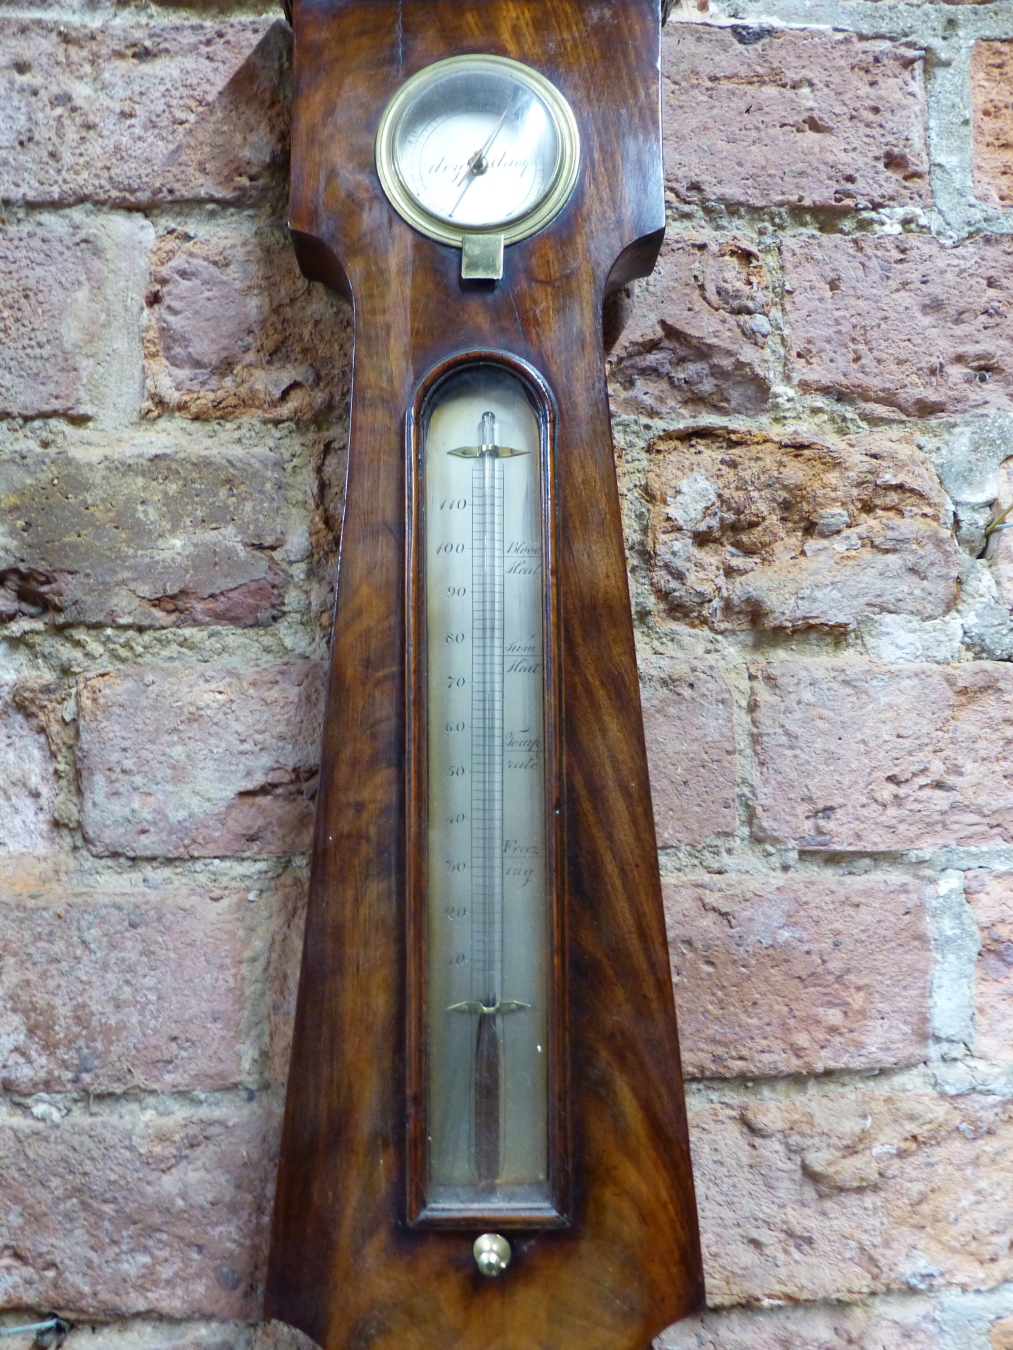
(473, 1233, 511, 1277)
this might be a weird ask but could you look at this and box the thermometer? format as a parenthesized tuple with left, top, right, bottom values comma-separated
(422, 370, 552, 1212)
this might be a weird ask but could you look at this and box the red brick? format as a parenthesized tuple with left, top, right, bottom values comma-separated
(0, 449, 287, 628)
(752, 659, 1013, 850)
(0, 19, 288, 206)
(0, 684, 58, 857)
(0, 887, 245, 1095)
(267, 868, 307, 1087)
(658, 1300, 941, 1349)
(665, 874, 931, 1078)
(642, 662, 737, 847)
(645, 428, 957, 632)
(0, 1107, 275, 1316)
(0, 216, 141, 420)
(691, 1090, 1013, 1305)
(662, 27, 929, 209)
(972, 42, 1013, 206)
(965, 871, 1013, 1062)
(78, 662, 326, 858)
(308, 432, 349, 634)
(143, 228, 351, 421)
(783, 234, 1013, 418)
(608, 234, 772, 416)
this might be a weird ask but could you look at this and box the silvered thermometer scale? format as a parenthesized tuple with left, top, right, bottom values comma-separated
(426, 388, 546, 1211)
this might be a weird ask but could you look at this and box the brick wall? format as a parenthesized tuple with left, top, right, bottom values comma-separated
(2, 0, 1013, 1347)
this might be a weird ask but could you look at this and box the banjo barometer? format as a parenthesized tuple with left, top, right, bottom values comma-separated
(266, 5, 703, 1349)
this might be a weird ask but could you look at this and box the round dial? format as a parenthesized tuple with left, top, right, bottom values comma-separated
(376, 55, 580, 247)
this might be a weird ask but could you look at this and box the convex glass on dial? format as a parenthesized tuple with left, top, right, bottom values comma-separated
(376, 54, 580, 248)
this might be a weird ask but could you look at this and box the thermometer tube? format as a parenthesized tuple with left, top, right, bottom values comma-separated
(423, 369, 550, 1210)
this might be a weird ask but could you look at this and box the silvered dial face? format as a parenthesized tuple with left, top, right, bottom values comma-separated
(396, 66, 559, 228)
(377, 56, 580, 247)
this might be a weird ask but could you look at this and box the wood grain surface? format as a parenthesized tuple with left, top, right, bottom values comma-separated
(266, 3, 704, 1347)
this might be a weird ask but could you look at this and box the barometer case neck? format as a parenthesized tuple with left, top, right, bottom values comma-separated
(267, 4, 704, 1350)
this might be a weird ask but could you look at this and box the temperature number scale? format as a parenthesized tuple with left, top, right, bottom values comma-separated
(420, 374, 552, 1217)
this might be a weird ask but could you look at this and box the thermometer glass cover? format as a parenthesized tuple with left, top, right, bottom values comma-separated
(409, 362, 563, 1226)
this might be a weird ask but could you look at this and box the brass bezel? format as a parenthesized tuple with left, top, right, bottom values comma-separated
(375, 54, 581, 249)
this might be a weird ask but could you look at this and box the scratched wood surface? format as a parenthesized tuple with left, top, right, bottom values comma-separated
(265, 3, 704, 1348)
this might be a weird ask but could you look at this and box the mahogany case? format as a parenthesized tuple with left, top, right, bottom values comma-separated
(265, 4, 705, 1348)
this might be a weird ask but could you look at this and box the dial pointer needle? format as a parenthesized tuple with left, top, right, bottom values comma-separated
(455, 104, 512, 184)
(448, 100, 514, 219)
